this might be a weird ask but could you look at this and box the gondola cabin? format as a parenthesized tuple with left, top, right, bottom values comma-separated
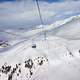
(32, 44, 36, 48)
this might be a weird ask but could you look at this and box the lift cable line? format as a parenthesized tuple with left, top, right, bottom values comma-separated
(36, 0, 46, 41)
(36, 0, 44, 25)
(32, 0, 47, 48)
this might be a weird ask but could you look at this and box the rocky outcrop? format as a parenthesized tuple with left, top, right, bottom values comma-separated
(0, 55, 48, 80)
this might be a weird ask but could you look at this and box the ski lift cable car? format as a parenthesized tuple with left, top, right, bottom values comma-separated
(32, 0, 46, 48)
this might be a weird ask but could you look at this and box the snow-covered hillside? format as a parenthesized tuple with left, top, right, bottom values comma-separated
(49, 15, 80, 40)
(0, 15, 80, 43)
(0, 15, 80, 80)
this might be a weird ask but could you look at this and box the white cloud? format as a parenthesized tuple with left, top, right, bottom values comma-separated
(0, 0, 80, 28)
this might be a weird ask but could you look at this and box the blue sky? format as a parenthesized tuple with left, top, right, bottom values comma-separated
(0, 0, 16, 2)
(0, 0, 79, 3)
(0, 0, 80, 29)
(0, 0, 55, 2)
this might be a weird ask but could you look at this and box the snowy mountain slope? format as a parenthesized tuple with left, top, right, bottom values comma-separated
(0, 15, 80, 46)
(0, 35, 80, 80)
(51, 15, 80, 39)
(0, 15, 80, 80)
(0, 37, 68, 62)
(30, 15, 80, 40)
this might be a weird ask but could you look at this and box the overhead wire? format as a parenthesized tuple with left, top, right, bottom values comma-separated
(36, 0, 46, 41)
